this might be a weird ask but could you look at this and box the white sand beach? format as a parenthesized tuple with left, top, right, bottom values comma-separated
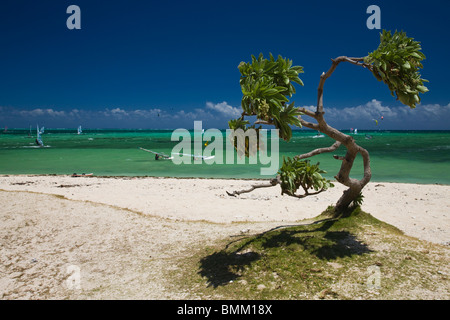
(0, 175, 449, 299)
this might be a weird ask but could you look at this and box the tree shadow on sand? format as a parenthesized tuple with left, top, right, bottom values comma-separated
(198, 219, 373, 288)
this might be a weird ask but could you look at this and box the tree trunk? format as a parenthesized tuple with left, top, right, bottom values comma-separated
(296, 56, 373, 217)
(298, 118, 371, 217)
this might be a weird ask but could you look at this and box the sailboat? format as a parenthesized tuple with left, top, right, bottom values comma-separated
(77, 125, 82, 135)
(312, 131, 324, 138)
(36, 125, 44, 147)
(138, 147, 215, 161)
(171, 152, 215, 161)
(139, 147, 173, 160)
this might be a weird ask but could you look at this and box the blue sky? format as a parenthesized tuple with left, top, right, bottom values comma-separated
(0, 0, 449, 129)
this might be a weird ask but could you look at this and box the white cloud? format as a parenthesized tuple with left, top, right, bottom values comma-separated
(131, 109, 162, 118)
(420, 103, 450, 118)
(300, 99, 450, 129)
(322, 99, 394, 122)
(110, 108, 128, 116)
(97, 107, 165, 120)
(18, 108, 66, 117)
(205, 101, 241, 118)
(2, 100, 448, 129)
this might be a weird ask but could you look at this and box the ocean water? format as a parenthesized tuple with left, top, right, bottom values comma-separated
(0, 128, 449, 185)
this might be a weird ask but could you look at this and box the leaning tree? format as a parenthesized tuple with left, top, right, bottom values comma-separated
(227, 30, 428, 217)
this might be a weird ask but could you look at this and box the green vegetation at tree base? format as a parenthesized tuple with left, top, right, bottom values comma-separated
(171, 207, 448, 300)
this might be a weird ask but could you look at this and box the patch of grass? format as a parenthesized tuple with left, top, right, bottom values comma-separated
(172, 206, 449, 299)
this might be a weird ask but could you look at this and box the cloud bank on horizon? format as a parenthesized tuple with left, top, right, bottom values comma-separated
(1, 99, 449, 130)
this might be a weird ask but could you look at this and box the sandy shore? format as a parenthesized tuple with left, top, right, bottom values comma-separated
(0, 175, 449, 299)
(1, 175, 449, 243)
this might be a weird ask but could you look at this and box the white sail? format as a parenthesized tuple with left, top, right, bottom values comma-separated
(139, 147, 173, 160)
(171, 152, 215, 160)
(77, 125, 82, 135)
(36, 125, 44, 147)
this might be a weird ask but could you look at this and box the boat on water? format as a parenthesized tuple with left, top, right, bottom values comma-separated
(139, 147, 215, 161)
(77, 125, 82, 135)
(139, 147, 173, 160)
(171, 152, 215, 161)
(35, 125, 44, 147)
(313, 131, 325, 138)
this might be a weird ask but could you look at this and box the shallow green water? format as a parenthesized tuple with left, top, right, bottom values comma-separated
(0, 129, 449, 184)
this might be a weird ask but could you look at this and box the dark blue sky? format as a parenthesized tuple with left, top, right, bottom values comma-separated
(0, 0, 449, 129)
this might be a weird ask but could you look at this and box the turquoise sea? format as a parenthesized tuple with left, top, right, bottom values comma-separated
(0, 129, 449, 185)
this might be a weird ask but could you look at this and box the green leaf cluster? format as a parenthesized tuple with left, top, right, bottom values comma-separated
(365, 30, 429, 108)
(237, 53, 304, 141)
(278, 157, 334, 196)
(351, 192, 364, 208)
(228, 118, 250, 131)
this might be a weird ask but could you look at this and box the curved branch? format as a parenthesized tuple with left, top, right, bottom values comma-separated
(342, 57, 371, 68)
(295, 141, 342, 160)
(226, 177, 328, 200)
(358, 146, 372, 186)
(226, 177, 279, 197)
(297, 107, 318, 119)
(334, 148, 357, 187)
(289, 189, 326, 198)
(298, 118, 320, 131)
(317, 56, 370, 113)
(240, 111, 249, 119)
(254, 119, 274, 125)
